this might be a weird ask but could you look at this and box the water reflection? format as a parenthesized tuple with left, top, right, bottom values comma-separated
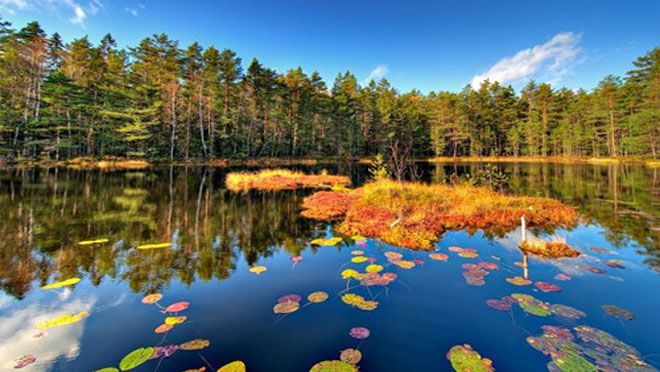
(0, 162, 658, 300)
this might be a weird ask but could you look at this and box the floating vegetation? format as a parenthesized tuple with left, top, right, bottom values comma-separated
(451, 247, 479, 259)
(429, 252, 449, 261)
(179, 339, 210, 350)
(301, 179, 578, 250)
(528, 325, 658, 372)
(349, 327, 370, 339)
(309, 360, 357, 372)
(446, 344, 495, 372)
(391, 259, 416, 269)
(311, 237, 343, 246)
(165, 316, 186, 325)
(78, 238, 109, 245)
(37, 311, 89, 329)
(149, 345, 178, 359)
(551, 304, 586, 319)
(554, 273, 572, 281)
(351, 256, 368, 263)
(249, 266, 267, 274)
(141, 293, 162, 304)
(342, 294, 378, 311)
(535, 282, 562, 293)
(226, 169, 351, 192)
(590, 247, 610, 254)
(340, 348, 362, 364)
(506, 276, 532, 286)
(602, 305, 635, 320)
(307, 291, 329, 303)
(365, 264, 383, 273)
(351, 250, 364, 255)
(154, 323, 173, 333)
(164, 301, 190, 312)
(136, 242, 171, 249)
(279, 294, 302, 303)
(519, 240, 581, 259)
(13, 354, 36, 369)
(41, 277, 81, 290)
(579, 265, 607, 274)
(384, 251, 403, 260)
(273, 301, 300, 314)
(291, 256, 303, 263)
(217, 360, 246, 372)
(511, 293, 551, 316)
(486, 296, 518, 311)
(604, 259, 625, 269)
(119, 347, 154, 371)
(461, 263, 496, 286)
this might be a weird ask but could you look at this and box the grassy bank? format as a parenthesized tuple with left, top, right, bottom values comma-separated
(428, 156, 660, 167)
(301, 179, 578, 250)
(225, 169, 351, 192)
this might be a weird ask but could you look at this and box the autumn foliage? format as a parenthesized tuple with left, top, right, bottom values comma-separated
(301, 179, 578, 250)
(225, 169, 351, 192)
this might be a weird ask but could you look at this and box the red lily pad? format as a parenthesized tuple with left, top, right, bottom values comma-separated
(429, 253, 449, 261)
(486, 299, 513, 311)
(155, 323, 173, 334)
(554, 273, 572, 281)
(165, 301, 190, 312)
(14, 355, 36, 369)
(349, 327, 370, 339)
(602, 305, 635, 320)
(579, 265, 607, 274)
(603, 259, 625, 269)
(278, 294, 302, 303)
(535, 282, 562, 292)
(506, 276, 532, 286)
(291, 256, 303, 262)
(590, 247, 610, 253)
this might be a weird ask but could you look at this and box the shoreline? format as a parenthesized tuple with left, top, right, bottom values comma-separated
(1, 156, 659, 170)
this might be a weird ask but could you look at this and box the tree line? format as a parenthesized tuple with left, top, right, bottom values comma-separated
(0, 19, 658, 162)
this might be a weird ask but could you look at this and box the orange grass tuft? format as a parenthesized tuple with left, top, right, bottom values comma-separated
(225, 169, 351, 192)
(302, 179, 578, 250)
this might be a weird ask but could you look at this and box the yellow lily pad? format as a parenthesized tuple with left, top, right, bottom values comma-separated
(249, 266, 267, 275)
(41, 278, 81, 290)
(218, 361, 246, 372)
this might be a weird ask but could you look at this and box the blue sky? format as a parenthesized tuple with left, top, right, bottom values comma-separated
(1, 0, 658, 93)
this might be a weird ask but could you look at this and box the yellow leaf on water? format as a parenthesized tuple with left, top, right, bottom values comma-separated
(41, 278, 81, 290)
(165, 316, 186, 325)
(249, 266, 267, 275)
(137, 242, 172, 249)
(37, 311, 89, 329)
(217, 361, 246, 372)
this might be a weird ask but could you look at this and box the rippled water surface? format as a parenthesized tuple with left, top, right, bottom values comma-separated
(1, 163, 659, 371)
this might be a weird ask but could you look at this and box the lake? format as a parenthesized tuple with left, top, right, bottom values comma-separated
(1, 162, 659, 372)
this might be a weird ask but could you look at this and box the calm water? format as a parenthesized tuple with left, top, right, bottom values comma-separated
(1, 163, 659, 371)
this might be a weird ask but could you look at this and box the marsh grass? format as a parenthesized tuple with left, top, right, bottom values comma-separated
(226, 169, 351, 192)
(302, 179, 578, 250)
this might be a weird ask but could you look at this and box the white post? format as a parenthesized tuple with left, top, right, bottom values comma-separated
(521, 215, 527, 243)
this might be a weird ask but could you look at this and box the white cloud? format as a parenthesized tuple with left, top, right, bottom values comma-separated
(471, 32, 581, 89)
(362, 63, 389, 86)
(124, 3, 145, 16)
(0, 0, 101, 26)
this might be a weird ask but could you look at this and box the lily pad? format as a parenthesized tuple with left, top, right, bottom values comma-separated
(589, 247, 610, 253)
(141, 293, 162, 304)
(165, 301, 189, 312)
(311, 237, 342, 246)
(93, 368, 119, 372)
(278, 294, 302, 303)
(309, 360, 357, 372)
(554, 273, 572, 281)
(217, 361, 246, 372)
(429, 253, 449, 261)
(604, 259, 625, 269)
(535, 282, 562, 292)
(37, 311, 89, 329)
(340, 348, 362, 364)
(179, 339, 210, 350)
(42, 277, 81, 290)
(512, 293, 551, 316)
(392, 260, 415, 269)
(478, 262, 499, 270)
(384, 251, 403, 260)
(446, 344, 495, 372)
(341, 294, 378, 311)
(413, 259, 425, 265)
(349, 327, 370, 339)
(291, 256, 303, 262)
(307, 291, 329, 303)
(14, 355, 36, 369)
(579, 265, 607, 274)
(273, 301, 300, 314)
(165, 316, 186, 325)
(365, 264, 383, 273)
(351, 256, 368, 263)
(486, 298, 514, 311)
(119, 347, 154, 371)
(506, 276, 532, 286)
(249, 266, 267, 274)
(341, 269, 362, 280)
(155, 323, 173, 333)
(351, 250, 364, 255)
(551, 304, 586, 319)
(602, 305, 635, 320)
(148, 345, 178, 359)
(137, 242, 171, 249)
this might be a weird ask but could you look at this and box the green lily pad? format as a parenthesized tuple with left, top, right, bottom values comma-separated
(119, 347, 154, 371)
(93, 368, 119, 372)
(511, 293, 551, 316)
(552, 350, 597, 372)
(309, 360, 357, 372)
(446, 344, 495, 372)
(602, 305, 635, 320)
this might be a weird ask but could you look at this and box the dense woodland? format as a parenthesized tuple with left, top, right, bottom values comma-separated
(0, 19, 658, 162)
